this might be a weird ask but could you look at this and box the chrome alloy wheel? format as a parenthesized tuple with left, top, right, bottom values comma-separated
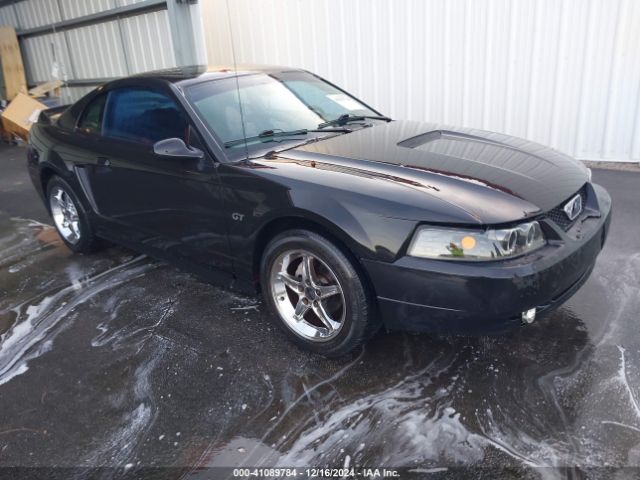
(49, 186, 81, 244)
(270, 249, 346, 341)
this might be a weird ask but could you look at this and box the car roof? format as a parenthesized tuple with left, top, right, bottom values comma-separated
(67, 64, 309, 123)
(125, 64, 306, 88)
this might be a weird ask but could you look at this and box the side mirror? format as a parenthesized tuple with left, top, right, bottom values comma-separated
(153, 138, 204, 160)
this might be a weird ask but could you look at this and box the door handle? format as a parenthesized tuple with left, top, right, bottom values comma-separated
(96, 156, 111, 167)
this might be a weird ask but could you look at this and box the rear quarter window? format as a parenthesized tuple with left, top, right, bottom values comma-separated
(57, 106, 81, 130)
(77, 94, 107, 135)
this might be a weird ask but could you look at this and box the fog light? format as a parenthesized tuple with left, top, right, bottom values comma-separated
(522, 308, 536, 324)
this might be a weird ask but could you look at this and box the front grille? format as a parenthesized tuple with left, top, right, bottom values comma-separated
(546, 185, 587, 231)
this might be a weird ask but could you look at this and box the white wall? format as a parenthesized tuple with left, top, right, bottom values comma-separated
(203, 0, 640, 163)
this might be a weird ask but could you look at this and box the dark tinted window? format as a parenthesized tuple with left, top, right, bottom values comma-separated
(77, 94, 107, 135)
(103, 88, 188, 145)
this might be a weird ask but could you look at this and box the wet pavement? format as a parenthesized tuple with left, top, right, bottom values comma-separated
(1, 143, 639, 479)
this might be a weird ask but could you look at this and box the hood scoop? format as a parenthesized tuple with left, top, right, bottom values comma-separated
(397, 129, 554, 166)
(398, 129, 507, 149)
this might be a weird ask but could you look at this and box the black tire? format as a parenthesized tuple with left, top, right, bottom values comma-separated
(45, 175, 103, 254)
(260, 229, 379, 357)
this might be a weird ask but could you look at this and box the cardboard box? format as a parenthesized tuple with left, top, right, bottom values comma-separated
(1, 92, 46, 140)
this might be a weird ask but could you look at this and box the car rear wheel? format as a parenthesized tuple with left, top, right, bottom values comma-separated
(46, 176, 102, 254)
(261, 229, 379, 357)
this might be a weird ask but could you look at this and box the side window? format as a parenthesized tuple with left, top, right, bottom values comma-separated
(102, 88, 188, 145)
(77, 94, 107, 135)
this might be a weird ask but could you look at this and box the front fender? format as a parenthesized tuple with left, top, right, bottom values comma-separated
(219, 162, 418, 284)
(285, 192, 417, 262)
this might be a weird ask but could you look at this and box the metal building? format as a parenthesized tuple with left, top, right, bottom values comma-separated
(0, 0, 205, 103)
(0, 0, 637, 163)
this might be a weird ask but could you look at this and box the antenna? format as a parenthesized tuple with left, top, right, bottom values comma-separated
(225, 0, 249, 160)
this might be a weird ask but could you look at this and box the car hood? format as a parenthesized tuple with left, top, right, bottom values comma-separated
(281, 120, 589, 224)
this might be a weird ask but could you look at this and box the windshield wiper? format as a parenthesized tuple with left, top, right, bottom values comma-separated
(318, 114, 392, 129)
(224, 128, 351, 148)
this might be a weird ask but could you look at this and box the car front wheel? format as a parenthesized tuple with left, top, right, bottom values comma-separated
(261, 229, 379, 357)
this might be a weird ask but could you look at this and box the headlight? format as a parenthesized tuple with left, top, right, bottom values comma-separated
(407, 221, 546, 261)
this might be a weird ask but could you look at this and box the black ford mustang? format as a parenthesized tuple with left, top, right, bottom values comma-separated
(27, 65, 611, 357)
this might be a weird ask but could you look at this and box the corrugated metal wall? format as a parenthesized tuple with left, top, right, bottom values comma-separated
(0, 0, 176, 102)
(203, 0, 640, 162)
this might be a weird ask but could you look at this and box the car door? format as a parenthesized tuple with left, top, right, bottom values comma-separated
(81, 86, 233, 275)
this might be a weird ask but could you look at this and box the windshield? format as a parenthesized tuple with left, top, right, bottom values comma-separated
(185, 71, 377, 150)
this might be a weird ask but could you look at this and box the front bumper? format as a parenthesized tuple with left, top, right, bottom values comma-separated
(362, 183, 612, 334)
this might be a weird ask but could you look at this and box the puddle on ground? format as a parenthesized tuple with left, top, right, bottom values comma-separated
(1, 213, 640, 477)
